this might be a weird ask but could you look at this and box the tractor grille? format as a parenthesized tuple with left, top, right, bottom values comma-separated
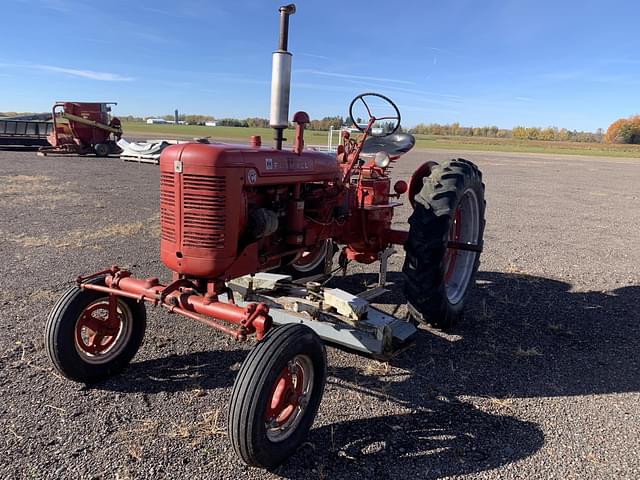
(182, 173, 226, 249)
(160, 172, 176, 243)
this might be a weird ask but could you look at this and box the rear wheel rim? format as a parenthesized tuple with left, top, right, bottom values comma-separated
(265, 354, 314, 442)
(74, 298, 133, 364)
(444, 188, 480, 304)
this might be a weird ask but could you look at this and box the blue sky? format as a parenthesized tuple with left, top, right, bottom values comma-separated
(1, 0, 638, 131)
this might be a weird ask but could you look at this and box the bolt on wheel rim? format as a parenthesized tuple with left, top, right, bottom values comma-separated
(444, 188, 480, 305)
(265, 354, 314, 442)
(74, 298, 133, 364)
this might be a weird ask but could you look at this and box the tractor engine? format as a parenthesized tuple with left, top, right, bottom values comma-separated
(159, 142, 341, 280)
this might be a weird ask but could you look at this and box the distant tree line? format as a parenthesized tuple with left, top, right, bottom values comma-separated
(410, 122, 604, 143)
(161, 114, 215, 124)
(207, 116, 347, 130)
(512, 126, 604, 143)
(117, 113, 640, 145)
(605, 115, 640, 144)
(411, 122, 508, 138)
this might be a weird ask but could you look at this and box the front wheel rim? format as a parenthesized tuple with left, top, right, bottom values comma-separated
(265, 354, 314, 442)
(444, 188, 480, 304)
(74, 298, 134, 364)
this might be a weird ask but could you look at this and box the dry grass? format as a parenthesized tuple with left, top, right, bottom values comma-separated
(0, 290, 15, 305)
(0, 288, 58, 308)
(363, 361, 391, 376)
(5, 339, 51, 374)
(116, 410, 225, 455)
(489, 397, 515, 412)
(183, 387, 206, 405)
(514, 346, 543, 357)
(5, 220, 152, 249)
(0, 175, 82, 208)
(506, 263, 524, 274)
(117, 418, 161, 440)
(479, 298, 493, 320)
(147, 212, 160, 238)
(584, 451, 601, 464)
(27, 289, 59, 303)
(167, 409, 225, 444)
(115, 467, 133, 480)
(548, 322, 574, 336)
(115, 418, 160, 462)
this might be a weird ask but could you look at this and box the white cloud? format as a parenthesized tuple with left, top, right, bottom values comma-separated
(35, 65, 134, 81)
(298, 53, 332, 61)
(295, 69, 416, 86)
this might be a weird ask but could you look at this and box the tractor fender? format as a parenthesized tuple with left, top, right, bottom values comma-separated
(408, 161, 438, 208)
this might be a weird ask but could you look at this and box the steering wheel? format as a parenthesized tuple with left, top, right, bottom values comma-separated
(348, 92, 401, 137)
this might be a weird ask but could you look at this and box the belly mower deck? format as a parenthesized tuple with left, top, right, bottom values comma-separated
(226, 272, 416, 360)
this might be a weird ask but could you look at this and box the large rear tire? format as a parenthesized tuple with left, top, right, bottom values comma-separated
(228, 324, 327, 469)
(402, 158, 485, 329)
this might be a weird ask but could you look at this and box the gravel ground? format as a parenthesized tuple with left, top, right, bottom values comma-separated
(0, 147, 638, 479)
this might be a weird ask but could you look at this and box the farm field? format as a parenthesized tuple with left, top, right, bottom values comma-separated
(0, 148, 639, 479)
(121, 121, 640, 158)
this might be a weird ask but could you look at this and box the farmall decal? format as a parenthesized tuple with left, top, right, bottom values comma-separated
(264, 157, 312, 171)
(287, 157, 311, 170)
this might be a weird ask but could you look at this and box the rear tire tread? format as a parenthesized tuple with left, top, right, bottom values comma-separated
(403, 158, 486, 329)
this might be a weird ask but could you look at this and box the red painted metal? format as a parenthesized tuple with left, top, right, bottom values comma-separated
(408, 161, 438, 208)
(265, 364, 304, 426)
(78, 266, 272, 341)
(72, 89, 437, 344)
(45, 102, 121, 155)
(394, 180, 408, 195)
(75, 301, 120, 355)
(292, 111, 310, 155)
(444, 207, 462, 283)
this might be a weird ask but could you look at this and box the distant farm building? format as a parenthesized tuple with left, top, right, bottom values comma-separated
(205, 121, 218, 127)
(146, 118, 169, 125)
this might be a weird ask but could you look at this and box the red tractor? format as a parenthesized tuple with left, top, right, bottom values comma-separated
(45, 4, 485, 469)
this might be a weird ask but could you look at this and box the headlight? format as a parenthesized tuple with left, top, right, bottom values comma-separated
(374, 151, 391, 168)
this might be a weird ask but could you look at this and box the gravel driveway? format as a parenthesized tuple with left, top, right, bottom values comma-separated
(0, 147, 638, 479)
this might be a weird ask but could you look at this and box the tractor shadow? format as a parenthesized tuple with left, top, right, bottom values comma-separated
(275, 270, 640, 478)
(327, 270, 640, 399)
(98, 349, 247, 394)
(277, 398, 543, 479)
(95, 271, 639, 477)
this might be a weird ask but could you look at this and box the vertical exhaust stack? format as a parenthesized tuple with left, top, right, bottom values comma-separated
(270, 4, 296, 150)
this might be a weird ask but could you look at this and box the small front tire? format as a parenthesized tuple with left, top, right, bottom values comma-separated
(45, 277, 146, 383)
(228, 324, 327, 469)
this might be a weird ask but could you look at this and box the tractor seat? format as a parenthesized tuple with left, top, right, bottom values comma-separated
(361, 132, 416, 159)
